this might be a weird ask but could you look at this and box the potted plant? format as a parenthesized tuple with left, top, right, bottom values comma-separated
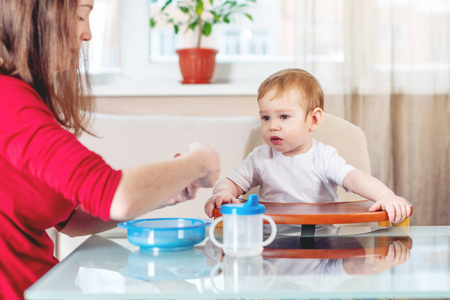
(150, 0, 256, 84)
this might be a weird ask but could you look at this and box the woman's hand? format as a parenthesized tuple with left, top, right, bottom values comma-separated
(169, 153, 201, 204)
(161, 143, 220, 209)
(163, 181, 200, 208)
(187, 142, 221, 188)
(110, 142, 220, 220)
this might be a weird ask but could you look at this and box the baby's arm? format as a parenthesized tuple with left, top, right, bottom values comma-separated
(342, 169, 412, 223)
(204, 178, 244, 218)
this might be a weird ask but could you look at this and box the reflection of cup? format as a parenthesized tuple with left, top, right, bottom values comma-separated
(210, 255, 276, 292)
(209, 194, 277, 257)
(120, 248, 210, 281)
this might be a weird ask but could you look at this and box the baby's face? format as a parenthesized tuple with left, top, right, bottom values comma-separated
(258, 89, 314, 157)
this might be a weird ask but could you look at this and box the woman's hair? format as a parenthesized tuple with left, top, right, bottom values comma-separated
(0, 0, 93, 137)
(257, 68, 324, 117)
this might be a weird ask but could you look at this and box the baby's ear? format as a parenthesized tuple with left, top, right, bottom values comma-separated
(309, 108, 324, 132)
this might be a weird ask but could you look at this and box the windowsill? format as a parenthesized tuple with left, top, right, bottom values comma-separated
(92, 73, 259, 97)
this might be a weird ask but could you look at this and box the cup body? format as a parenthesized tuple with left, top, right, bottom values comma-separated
(222, 213, 263, 256)
(208, 194, 277, 257)
(209, 214, 277, 257)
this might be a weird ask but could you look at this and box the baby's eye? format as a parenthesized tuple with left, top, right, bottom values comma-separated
(261, 116, 270, 121)
(280, 114, 289, 120)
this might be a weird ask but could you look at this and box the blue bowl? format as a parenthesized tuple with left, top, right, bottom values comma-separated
(118, 218, 210, 252)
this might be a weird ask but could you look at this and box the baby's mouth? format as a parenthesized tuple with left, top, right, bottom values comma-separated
(270, 136, 283, 144)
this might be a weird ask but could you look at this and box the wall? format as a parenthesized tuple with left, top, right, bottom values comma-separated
(95, 94, 450, 226)
(95, 96, 259, 116)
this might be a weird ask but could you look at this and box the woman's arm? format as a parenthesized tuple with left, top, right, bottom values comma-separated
(59, 207, 119, 237)
(342, 169, 412, 223)
(110, 142, 220, 220)
(61, 143, 220, 235)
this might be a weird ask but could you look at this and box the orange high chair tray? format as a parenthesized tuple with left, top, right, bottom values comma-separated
(212, 199, 412, 237)
(213, 199, 396, 225)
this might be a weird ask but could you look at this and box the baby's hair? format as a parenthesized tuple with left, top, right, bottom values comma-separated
(257, 68, 324, 116)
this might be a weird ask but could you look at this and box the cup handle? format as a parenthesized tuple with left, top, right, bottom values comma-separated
(262, 215, 277, 246)
(209, 262, 223, 292)
(262, 260, 277, 289)
(209, 216, 224, 248)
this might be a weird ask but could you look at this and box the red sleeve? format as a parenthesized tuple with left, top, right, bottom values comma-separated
(0, 76, 121, 221)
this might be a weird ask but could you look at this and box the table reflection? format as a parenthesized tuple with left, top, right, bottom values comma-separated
(210, 254, 277, 293)
(120, 248, 211, 281)
(206, 230, 412, 292)
(70, 229, 412, 295)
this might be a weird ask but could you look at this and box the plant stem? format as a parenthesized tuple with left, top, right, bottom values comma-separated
(197, 19, 202, 47)
(197, 0, 202, 48)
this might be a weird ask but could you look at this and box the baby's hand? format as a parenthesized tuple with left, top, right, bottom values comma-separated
(204, 192, 240, 218)
(369, 195, 412, 223)
(366, 240, 410, 274)
(345, 239, 410, 275)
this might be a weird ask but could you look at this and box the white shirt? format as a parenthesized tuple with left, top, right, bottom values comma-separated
(227, 139, 355, 203)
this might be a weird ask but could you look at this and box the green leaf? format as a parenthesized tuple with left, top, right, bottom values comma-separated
(195, 0, 204, 16)
(179, 6, 189, 13)
(161, 0, 172, 12)
(188, 20, 198, 31)
(224, 1, 237, 8)
(203, 22, 212, 36)
(244, 13, 253, 21)
(223, 13, 231, 23)
(149, 18, 156, 28)
(174, 24, 179, 34)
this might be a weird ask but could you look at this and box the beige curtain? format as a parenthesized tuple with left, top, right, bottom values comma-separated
(294, 0, 450, 225)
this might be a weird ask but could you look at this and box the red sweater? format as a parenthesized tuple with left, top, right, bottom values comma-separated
(0, 76, 122, 299)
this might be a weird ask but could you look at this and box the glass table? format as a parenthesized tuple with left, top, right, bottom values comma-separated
(25, 226, 450, 299)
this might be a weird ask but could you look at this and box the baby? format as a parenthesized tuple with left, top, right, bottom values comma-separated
(205, 68, 411, 224)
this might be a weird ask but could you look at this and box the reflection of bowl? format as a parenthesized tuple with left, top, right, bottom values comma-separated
(118, 218, 209, 252)
(120, 248, 211, 281)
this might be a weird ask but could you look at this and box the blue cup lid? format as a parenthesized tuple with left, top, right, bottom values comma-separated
(220, 194, 265, 215)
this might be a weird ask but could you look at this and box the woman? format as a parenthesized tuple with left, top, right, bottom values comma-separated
(0, 1, 220, 299)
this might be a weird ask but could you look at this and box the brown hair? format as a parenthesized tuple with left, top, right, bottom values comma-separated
(0, 0, 93, 137)
(257, 68, 324, 117)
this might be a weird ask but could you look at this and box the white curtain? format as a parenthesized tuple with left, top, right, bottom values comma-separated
(293, 0, 450, 225)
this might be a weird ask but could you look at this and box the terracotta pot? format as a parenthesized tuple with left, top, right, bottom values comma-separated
(176, 48, 218, 84)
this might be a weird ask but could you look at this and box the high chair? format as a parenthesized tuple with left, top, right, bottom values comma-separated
(228, 113, 411, 230)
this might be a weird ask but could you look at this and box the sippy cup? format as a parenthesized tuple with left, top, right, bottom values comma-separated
(208, 194, 277, 257)
(210, 254, 276, 292)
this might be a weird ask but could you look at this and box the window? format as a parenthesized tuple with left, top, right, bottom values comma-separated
(148, 0, 294, 63)
(88, 0, 120, 73)
(88, 0, 449, 94)
(89, 0, 298, 82)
